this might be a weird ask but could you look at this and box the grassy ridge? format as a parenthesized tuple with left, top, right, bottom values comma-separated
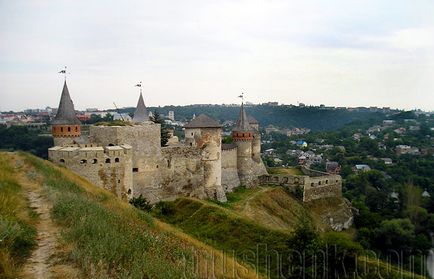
(20, 152, 197, 278)
(0, 154, 36, 278)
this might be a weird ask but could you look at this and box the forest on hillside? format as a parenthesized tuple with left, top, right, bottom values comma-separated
(119, 105, 390, 131)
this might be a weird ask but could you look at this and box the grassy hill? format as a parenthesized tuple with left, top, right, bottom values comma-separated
(153, 187, 426, 279)
(0, 152, 260, 279)
(0, 151, 425, 279)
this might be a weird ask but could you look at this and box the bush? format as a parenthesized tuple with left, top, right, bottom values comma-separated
(156, 201, 176, 216)
(129, 195, 152, 212)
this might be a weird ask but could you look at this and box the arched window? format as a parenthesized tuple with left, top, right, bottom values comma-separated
(60, 127, 63, 132)
(105, 158, 111, 163)
(115, 158, 120, 163)
(127, 189, 132, 194)
(68, 127, 71, 132)
(311, 183, 314, 186)
(326, 180, 328, 184)
(92, 159, 98, 164)
(318, 181, 321, 185)
(108, 144, 114, 146)
(59, 159, 65, 163)
(75, 126, 78, 132)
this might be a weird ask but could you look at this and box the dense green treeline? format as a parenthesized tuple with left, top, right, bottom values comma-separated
(119, 105, 388, 131)
(0, 126, 52, 158)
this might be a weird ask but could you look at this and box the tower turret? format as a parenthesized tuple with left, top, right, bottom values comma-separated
(51, 81, 81, 146)
(231, 100, 268, 186)
(185, 114, 226, 202)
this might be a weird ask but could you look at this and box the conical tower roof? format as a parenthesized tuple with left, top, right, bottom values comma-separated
(184, 114, 221, 128)
(233, 102, 251, 131)
(132, 93, 150, 123)
(52, 81, 80, 125)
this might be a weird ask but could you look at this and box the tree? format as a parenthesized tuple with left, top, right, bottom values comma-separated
(151, 110, 169, 147)
(373, 218, 416, 252)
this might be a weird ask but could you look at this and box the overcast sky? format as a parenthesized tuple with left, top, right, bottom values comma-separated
(1, 0, 434, 111)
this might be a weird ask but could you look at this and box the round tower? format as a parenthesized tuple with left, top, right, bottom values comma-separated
(232, 102, 256, 186)
(51, 81, 81, 146)
(184, 114, 226, 202)
(248, 115, 261, 162)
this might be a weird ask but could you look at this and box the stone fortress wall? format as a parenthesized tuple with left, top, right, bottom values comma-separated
(221, 144, 240, 192)
(48, 143, 133, 199)
(259, 167, 342, 202)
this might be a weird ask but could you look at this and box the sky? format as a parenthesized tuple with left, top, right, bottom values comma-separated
(1, 0, 434, 111)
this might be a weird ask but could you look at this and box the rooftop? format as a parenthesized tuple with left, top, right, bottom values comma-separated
(184, 114, 221, 128)
(52, 81, 81, 125)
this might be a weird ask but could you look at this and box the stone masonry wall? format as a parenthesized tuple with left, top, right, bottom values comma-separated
(48, 145, 133, 200)
(221, 147, 240, 192)
(258, 169, 342, 202)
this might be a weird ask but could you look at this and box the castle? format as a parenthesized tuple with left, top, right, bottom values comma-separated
(48, 81, 267, 203)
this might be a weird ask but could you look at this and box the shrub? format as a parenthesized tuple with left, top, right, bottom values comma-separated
(129, 195, 152, 212)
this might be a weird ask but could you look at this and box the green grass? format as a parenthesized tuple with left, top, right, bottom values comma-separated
(153, 198, 291, 278)
(267, 167, 303, 176)
(20, 152, 197, 279)
(0, 153, 37, 278)
(210, 186, 264, 209)
(153, 196, 426, 279)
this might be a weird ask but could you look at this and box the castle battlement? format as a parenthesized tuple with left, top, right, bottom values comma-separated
(259, 167, 342, 202)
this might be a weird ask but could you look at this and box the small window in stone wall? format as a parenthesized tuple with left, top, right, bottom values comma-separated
(61, 127, 63, 132)
(326, 180, 328, 184)
(59, 159, 65, 163)
(128, 189, 132, 194)
(92, 159, 98, 164)
(105, 158, 111, 163)
(115, 158, 120, 163)
(75, 126, 78, 132)
(68, 127, 71, 132)
(133, 168, 138, 172)
(156, 165, 159, 169)
(108, 144, 114, 146)
(311, 182, 314, 186)
(80, 159, 87, 164)
(318, 181, 321, 185)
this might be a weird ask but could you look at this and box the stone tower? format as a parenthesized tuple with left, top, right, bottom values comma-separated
(248, 115, 261, 162)
(232, 103, 267, 187)
(232, 102, 255, 186)
(51, 81, 81, 146)
(185, 114, 227, 202)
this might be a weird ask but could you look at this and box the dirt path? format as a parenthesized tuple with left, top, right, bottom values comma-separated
(14, 158, 81, 279)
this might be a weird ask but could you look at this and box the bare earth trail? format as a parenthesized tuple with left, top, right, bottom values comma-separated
(13, 157, 81, 279)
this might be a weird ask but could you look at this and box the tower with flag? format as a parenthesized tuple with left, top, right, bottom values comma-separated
(51, 69, 81, 146)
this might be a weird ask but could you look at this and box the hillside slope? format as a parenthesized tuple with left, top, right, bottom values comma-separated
(154, 188, 425, 279)
(0, 152, 261, 279)
(215, 186, 352, 233)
